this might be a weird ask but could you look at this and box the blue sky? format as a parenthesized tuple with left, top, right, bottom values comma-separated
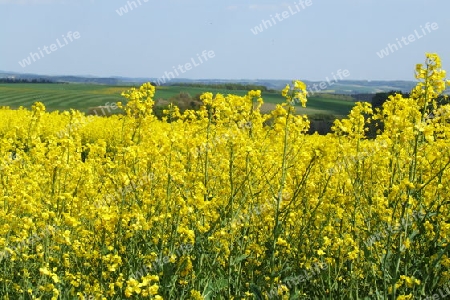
(0, 0, 448, 80)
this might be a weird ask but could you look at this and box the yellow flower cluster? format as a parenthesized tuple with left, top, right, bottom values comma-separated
(0, 53, 449, 299)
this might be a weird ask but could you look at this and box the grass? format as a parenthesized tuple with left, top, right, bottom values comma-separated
(0, 83, 356, 117)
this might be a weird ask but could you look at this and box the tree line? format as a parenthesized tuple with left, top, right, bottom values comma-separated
(0, 78, 55, 83)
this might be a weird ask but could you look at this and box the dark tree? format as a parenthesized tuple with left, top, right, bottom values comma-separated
(371, 90, 409, 110)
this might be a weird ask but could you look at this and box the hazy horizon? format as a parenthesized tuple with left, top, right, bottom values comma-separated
(0, 70, 420, 83)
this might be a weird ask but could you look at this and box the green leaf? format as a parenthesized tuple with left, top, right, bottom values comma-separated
(232, 254, 249, 266)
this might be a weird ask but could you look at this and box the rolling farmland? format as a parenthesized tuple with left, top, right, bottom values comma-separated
(0, 83, 356, 117)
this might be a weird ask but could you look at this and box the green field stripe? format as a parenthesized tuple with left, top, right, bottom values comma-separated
(0, 94, 41, 106)
(40, 95, 122, 112)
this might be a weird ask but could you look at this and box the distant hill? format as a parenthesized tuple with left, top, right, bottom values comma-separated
(0, 70, 445, 94)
